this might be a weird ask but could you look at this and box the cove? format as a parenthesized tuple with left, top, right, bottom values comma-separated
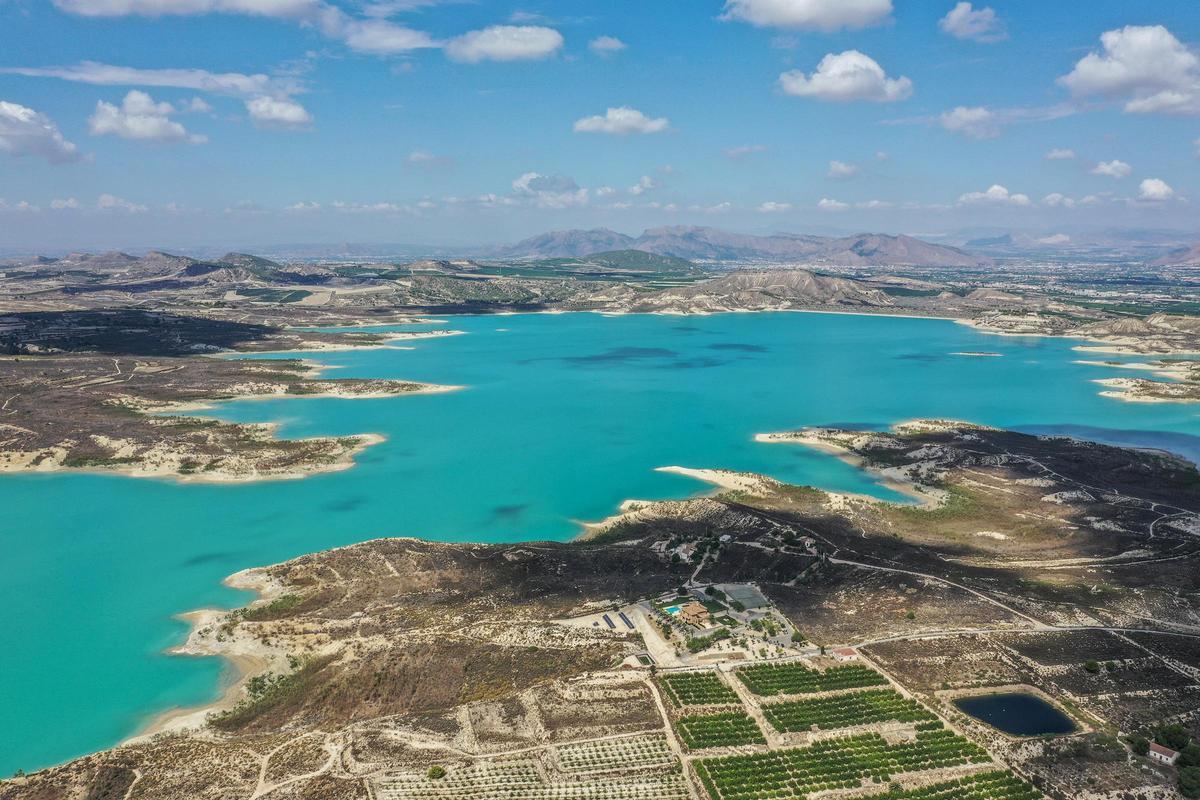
(3, 311, 1198, 775)
(953, 692, 1078, 736)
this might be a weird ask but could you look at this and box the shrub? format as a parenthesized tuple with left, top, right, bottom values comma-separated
(426, 765, 445, 780)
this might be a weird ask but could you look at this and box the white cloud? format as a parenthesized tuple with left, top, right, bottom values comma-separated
(332, 200, 408, 213)
(817, 197, 850, 211)
(3, 62, 313, 128)
(511, 172, 588, 208)
(88, 90, 206, 143)
(875, 150, 889, 160)
(0, 100, 81, 163)
(97, 193, 148, 212)
(285, 201, 321, 212)
(856, 199, 891, 209)
(1044, 148, 1076, 160)
(939, 105, 998, 138)
(1139, 178, 1175, 201)
(1037, 233, 1071, 245)
(721, 0, 892, 31)
(758, 201, 793, 212)
(958, 184, 1030, 206)
(779, 51, 912, 103)
(573, 106, 669, 135)
(181, 96, 212, 113)
(335, 18, 437, 54)
(2, 62, 293, 97)
(588, 36, 626, 55)
(52, 0, 438, 56)
(595, 185, 616, 197)
(938, 3, 1005, 43)
(725, 143, 767, 159)
(1059, 25, 1200, 115)
(405, 149, 451, 167)
(1091, 159, 1131, 178)
(827, 159, 859, 179)
(628, 175, 659, 196)
(245, 96, 312, 127)
(51, 197, 81, 209)
(692, 201, 733, 213)
(1041, 192, 1076, 208)
(445, 25, 563, 63)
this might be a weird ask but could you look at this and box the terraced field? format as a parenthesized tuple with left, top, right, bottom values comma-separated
(694, 728, 992, 800)
(762, 688, 937, 732)
(376, 758, 691, 800)
(674, 711, 766, 750)
(736, 662, 889, 696)
(555, 734, 675, 773)
(865, 771, 1043, 800)
(658, 672, 740, 707)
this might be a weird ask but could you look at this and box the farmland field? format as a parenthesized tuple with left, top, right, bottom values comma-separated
(737, 662, 888, 696)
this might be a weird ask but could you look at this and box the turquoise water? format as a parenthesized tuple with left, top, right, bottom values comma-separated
(3, 311, 1200, 775)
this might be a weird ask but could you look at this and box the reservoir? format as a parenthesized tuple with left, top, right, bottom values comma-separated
(954, 692, 1078, 736)
(2, 311, 1196, 774)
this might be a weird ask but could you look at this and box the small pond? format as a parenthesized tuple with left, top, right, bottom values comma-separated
(953, 692, 1077, 736)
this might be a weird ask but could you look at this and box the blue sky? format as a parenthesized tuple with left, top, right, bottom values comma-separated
(0, 0, 1198, 250)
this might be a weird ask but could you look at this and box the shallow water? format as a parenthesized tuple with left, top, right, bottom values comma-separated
(3, 311, 1198, 774)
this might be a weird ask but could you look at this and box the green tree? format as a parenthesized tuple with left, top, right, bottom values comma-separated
(1157, 723, 1191, 751)
(1083, 660, 1101, 674)
(427, 765, 446, 780)
(1180, 744, 1200, 768)
(1179, 766, 1200, 799)
(1129, 735, 1150, 756)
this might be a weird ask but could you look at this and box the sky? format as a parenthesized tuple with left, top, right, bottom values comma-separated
(0, 0, 1198, 251)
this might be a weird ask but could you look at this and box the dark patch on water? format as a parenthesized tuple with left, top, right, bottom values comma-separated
(668, 356, 729, 369)
(490, 504, 527, 521)
(672, 325, 702, 333)
(179, 551, 242, 568)
(953, 692, 1076, 736)
(522, 347, 679, 366)
(324, 495, 367, 512)
(708, 342, 768, 353)
(895, 353, 945, 362)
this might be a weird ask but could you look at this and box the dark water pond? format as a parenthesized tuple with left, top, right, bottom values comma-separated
(954, 692, 1077, 736)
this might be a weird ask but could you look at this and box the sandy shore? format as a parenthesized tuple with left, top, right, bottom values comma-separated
(755, 429, 944, 508)
(655, 465, 782, 494)
(126, 568, 287, 742)
(1093, 377, 1193, 404)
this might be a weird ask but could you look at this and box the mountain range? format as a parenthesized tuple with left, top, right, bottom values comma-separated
(493, 226, 993, 267)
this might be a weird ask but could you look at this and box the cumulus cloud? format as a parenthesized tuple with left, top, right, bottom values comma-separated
(1059, 25, 1200, 115)
(88, 90, 206, 143)
(725, 143, 767, 159)
(779, 51, 912, 103)
(827, 160, 859, 179)
(1138, 178, 1175, 201)
(405, 149, 452, 167)
(1041, 193, 1076, 208)
(938, 3, 1006, 43)
(1091, 159, 1131, 178)
(1044, 148, 1076, 160)
(0, 100, 82, 163)
(758, 201, 793, 212)
(817, 197, 850, 211)
(573, 106, 669, 135)
(285, 201, 321, 212)
(511, 172, 588, 208)
(939, 105, 998, 139)
(245, 96, 312, 127)
(958, 184, 1030, 206)
(721, 0, 892, 31)
(588, 36, 626, 55)
(97, 193, 148, 212)
(445, 25, 563, 63)
(2, 62, 314, 128)
(182, 96, 213, 113)
(628, 175, 658, 196)
(51, 197, 81, 209)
